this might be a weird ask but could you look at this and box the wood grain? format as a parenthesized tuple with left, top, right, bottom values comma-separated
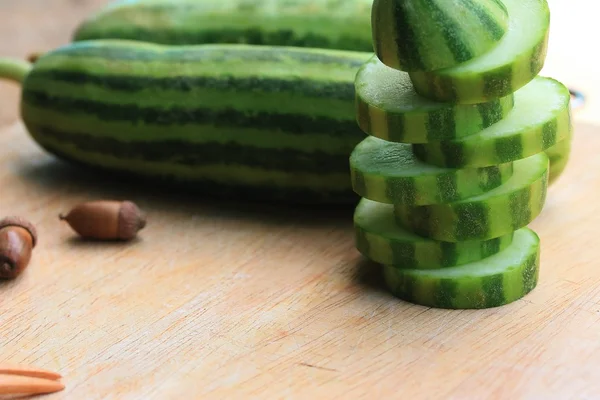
(1, 1, 599, 399)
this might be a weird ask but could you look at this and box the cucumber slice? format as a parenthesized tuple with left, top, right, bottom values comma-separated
(394, 152, 549, 242)
(355, 198, 514, 270)
(371, 0, 509, 72)
(408, 0, 550, 104)
(383, 227, 540, 309)
(350, 136, 514, 205)
(546, 133, 572, 185)
(355, 56, 515, 143)
(413, 77, 571, 168)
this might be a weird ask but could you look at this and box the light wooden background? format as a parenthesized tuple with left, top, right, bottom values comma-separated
(1, 1, 599, 399)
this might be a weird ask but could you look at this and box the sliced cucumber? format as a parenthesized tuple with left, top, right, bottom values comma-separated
(394, 152, 548, 242)
(355, 198, 514, 270)
(413, 77, 571, 168)
(408, 0, 550, 104)
(355, 56, 515, 144)
(546, 133, 572, 185)
(350, 136, 514, 205)
(383, 227, 540, 309)
(371, 0, 509, 72)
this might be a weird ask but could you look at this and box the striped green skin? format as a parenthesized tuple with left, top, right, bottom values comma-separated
(371, 0, 508, 72)
(350, 136, 514, 206)
(355, 56, 515, 144)
(19, 40, 375, 204)
(72, 0, 374, 52)
(546, 131, 573, 185)
(355, 199, 514, 270)
(383, 228, 540, 309)
(408, 0, 550, 104)
(413, 77, 572, 169)
(394, 152, 549, 242)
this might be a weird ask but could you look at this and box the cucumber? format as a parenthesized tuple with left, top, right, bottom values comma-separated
(546, 133, 572, 185)
(72, 0, 374, 52)
(412, 76, 572, 168)
(371, 0, 509, 72)
(394, 152, 549, 242)
(408, 0, 550, 104)
(350, 136, 514, 206)
(3, 40, 376, 204)
(355, 56, 515, 144)
(355, 199, 514, 269)
(383, 227, 540, 309)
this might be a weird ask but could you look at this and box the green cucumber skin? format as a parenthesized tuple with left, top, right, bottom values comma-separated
(354, 56, 516, 144)
(412, 77, 572, 169)
(394, 152, 549, 242)
(20, 40, 374, 204)
(349, 136, 515, 206)
(407, 0, 551, 104)
(371, 0, 508, 72)
(72, 0, 374, 52)
(383, 228, 540, 309)
(546, 133, 572, 185)
(354, 199, 514, 270)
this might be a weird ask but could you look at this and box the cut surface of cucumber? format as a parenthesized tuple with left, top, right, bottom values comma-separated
(394, 152, 549, 242)
(383, 227, 540, 309)
(355, 56, 515, 143)
(371, 0, 509, 72)
(355, 198, 514, 270)
(408, 0, 550, 104)
(350, 136, 514, 205)
(413, 77, 572, 168)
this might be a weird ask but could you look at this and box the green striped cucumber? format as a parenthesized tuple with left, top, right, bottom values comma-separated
(371, 0, 509, 72)
(383, 227, 540, 309)
(355, 198, 514, 270)
(72, 0, 374, 52)
(4, 40, 376, 204)
(546, 132, 572, 185)
(408, 0, 550, 104)
(355, 55, 515, 143)
(413, 77, 572, 168)
(394, 152, 549, 242)
(350, 136, 514, 206)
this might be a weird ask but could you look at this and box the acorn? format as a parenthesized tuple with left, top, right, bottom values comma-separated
(0, 216, 37, 280)
(27, 51, 43, 63)
(59, 200, 147, 241)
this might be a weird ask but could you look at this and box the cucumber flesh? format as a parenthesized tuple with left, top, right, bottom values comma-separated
(371, 0, 509, 72)
(350, 136, 514, 206)
(408, 0, 550, 104)
(383, 227, 540, 309)
(394, 152, 549, 242)
(355, 56, 515, 143)
(413, 76, 572, 168)
(355, 199, 514, 270)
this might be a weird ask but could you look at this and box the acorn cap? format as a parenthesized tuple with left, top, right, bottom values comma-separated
(0, 216, 37, 247)
(117, 201, 147, 240)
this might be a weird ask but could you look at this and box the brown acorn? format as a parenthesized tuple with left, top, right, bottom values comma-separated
(27, 51, 43, 63)
(0, 216, 37, 280)
(59, 200, 147, 241)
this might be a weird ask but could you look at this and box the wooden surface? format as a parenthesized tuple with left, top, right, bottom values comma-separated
(1, 1, 599, 399)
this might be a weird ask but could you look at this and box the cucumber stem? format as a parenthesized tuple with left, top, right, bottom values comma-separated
(0, 58, 32, 84)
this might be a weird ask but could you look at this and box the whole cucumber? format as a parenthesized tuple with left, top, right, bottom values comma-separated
(5, 40, 373, 204)
(73, 0, 374, 52)
(71, 0, 571, 185)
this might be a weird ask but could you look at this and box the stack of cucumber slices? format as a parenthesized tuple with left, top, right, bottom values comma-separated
(350, 0, 573, 309)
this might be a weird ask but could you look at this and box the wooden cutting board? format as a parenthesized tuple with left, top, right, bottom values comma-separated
(1, 1, 599, 399)
(1, 117, 599, 399)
